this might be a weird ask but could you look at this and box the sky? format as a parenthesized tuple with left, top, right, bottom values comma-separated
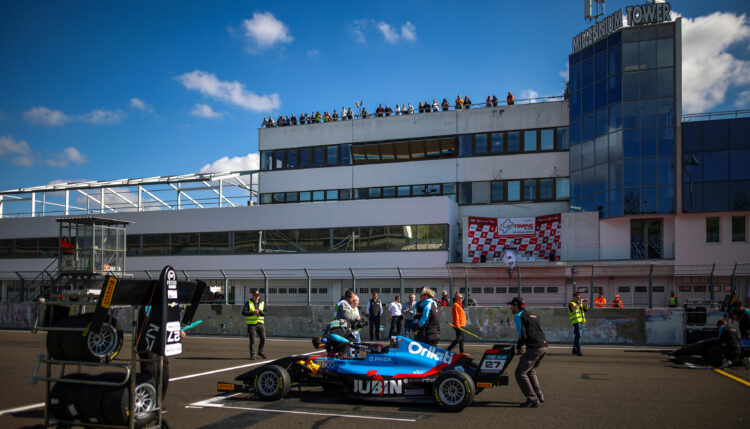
(1, 0, 749, 191)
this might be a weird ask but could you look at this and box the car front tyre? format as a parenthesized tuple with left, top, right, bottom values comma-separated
(433, 370, 475, 412)
(254, 365, 291, 401)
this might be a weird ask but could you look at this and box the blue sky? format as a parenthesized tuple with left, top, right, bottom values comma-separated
(1, 0, 749, 191)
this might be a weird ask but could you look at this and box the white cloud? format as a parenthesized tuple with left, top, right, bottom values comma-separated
(130, 97, 154, 113)
(401, 21, 417, 42)
(23, 106, 124, 126)
(176, 70, 281, 112)
(190, 103, 224, 119)
(0, 135, 34, 167)
(241, 11, 293, 50)
(199, 153, 259, 173)
(680, 11, 750, 113)
(735, 89, 750, 108)
(307, 49, 321, 60)
(521, 89, 540, 103)
(559, 62, 569, 81)
(352, 19, 369, 43)
(377, 22, 400, 44)
(377, 21, 418, 44)
(45, 147, 89, 167)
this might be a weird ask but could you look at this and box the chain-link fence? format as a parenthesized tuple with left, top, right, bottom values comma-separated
(2, 263, 748, 307)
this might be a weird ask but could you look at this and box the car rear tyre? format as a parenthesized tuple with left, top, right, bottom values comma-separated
(254, 365, 291, 401)
(433, 370, 475, 412)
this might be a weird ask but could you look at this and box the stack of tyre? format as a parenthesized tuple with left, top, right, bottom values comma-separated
(46, 314, 159, 427)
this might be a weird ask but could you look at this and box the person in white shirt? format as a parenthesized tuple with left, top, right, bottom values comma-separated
(388, 295, 403, 337)
(432, 99, 440, 112)
(407, 103, 414, 115)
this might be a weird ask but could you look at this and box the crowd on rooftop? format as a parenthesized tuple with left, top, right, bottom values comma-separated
(261, 92, 517, 128)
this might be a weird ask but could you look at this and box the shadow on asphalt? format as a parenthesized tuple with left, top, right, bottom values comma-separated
(176, 356, 251, 361)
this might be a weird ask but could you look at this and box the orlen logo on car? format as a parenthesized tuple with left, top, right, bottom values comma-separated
(353, 370, 402, 396)
(408, 341, 454, 364)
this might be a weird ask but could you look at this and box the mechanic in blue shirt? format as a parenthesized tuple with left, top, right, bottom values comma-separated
(509, 297, 548, 408)
(414, 287, 440, 346)
(313, 318, 357, 357)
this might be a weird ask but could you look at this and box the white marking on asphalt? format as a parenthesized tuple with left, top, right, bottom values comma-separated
(189, 400, 418, 422)
(0, 402, 45, 416)
(169, 350, 323, 382)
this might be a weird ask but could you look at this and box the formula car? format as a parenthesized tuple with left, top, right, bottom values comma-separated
(218, 336, 515, 412)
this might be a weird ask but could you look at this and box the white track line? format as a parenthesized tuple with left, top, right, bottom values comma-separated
(169, 350, 323, 382)
(189, 400, 418, 422)
(0, 402, 45, 416)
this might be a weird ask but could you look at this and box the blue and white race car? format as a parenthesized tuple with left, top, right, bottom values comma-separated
(218, 336, 515, 412)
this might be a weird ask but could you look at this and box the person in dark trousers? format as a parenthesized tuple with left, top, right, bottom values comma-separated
(366, 291, 383, 340)
(447, 293, 466, 353)
(509, 297, 548, 408)
(414, 287, 440, 346)
(242, 290, 266, 359)
(387, 295, 403, 337)
(568, 292, 588, 356)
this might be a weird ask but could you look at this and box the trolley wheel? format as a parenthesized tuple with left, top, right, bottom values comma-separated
(62, 313, 123, 362)
(101, 373, 158, 428)
(49, 373, 88, 423)
(253, 365, 291, 401)
(432, 370, 476, 412)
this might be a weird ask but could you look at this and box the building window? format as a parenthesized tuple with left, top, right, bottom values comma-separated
(507, 181, 521, 201)
(706, 216, 720, 243)
(618, 287, 631, 293)
(732, 215, 746, 242)
(495, 287, 507, 293)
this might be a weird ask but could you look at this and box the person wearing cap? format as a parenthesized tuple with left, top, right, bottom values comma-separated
(447, 293, 466, 353)
(509, 297, 548, 408)
(611, 294, 623, 308)
(594, 291, 607, 308)
(242, 290, 266, 359)
(568, 292, 588, 356)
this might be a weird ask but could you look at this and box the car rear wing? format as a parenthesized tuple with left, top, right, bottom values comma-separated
(473, 344, 515, 388)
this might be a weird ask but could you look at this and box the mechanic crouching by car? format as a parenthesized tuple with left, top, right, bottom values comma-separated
(413, 287, 440, 346)
(313, 318, 357, 357)
(509, 297, 548, 408)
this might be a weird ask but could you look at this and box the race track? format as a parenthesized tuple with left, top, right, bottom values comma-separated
(0, 330, 747, 428)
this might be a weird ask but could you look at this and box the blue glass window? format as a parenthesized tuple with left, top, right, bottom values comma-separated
(642, 157, 657, 186)
(491, 133, 504, 153)
(570, 144, 582, 171)
(730, 118, 750, 149)
(622, 42, 639, 72)
(730, 180, 750, 211)
(683, 182, 701, 212)
(639, 99, 657, 128)
(541, 129, 554, 151)
(609, 131, 623, 162)
(658, 156, 674, 185)
(596, 164, 608, 193)
(641, 187, 657, 214)
(313, 147, 325, 167)
(703, 151, 729, 181)
(458, 135, 473, 156)
(383, 187, 396, 198)
(623, 72, 638, 100)
(327, 146, 338, 165)
(656, 38, 674, 68)
(261, 151, 272, 171)
(507, 132, 521, 152)
(624, 129, 639, 157)
(641, 127, 657, 156)
(556, 177, 570, 200)
(608, 44, 622, 76)
(595, 52, 607, 81)
(340, 144, 352, 165)
(623, 101, 638, 129)
(658, 185, 674, 214)
(570, 117, 581, 145)
(475, 134, 488, 154)
(624, 188, 640, 214)
(609, 104, 622, 132)
(507, 181, 521, 201)
(596, 192, 608, 217)
(299, 191, 311, 202)
(582, 167, 595, 195)
(640, 40, 657, 69)
(570, 90, 581, 119)
(704, 120, 729, 150)
(582, 85, 594, 113)
(682, 123, 702, 152)
(326, 190, 338, 200)
(595, 80, 608, 109)
(524, 130, 537, 151)
(657, 68, 674, 97)
(703, 181, 730, 212)
(571, 195, 582, 210)
(582, 140, 595, 168)
(523, 180, 537, 200)
(609, 160, 623, 190)
(583, 193, 596, 211)
(582, 58, 594, 85)
(596, 108, 608, 137)
(273, 149, 285, 169)
(596, 135, 608, 165)
(658, 127, 674, 155)
(313, 190, 325, 201)
(657, 98, 674, 126)
(609, 188, 623, 217)
(491, 181, 504, 202)
(683, 153, 702, 183)
(398, 186, 411, 197)
(299, 147, 311, 167)
(639, 69, 657, 98)
(608, 75, 622, 105)
(570, 65, 581, 92)
(571, 171, 582, 198)
(730, 150, 750, 180)
(625, 159, 640, 187)
(557, 127, 569, 150)
(583, 113, 595, 141)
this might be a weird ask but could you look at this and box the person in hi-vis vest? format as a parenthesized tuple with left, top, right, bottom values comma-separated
(568, 292, 588, 356)
(242, 290, 266, 359)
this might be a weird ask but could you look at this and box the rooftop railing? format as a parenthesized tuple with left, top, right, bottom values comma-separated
(682, 109, 750, 122)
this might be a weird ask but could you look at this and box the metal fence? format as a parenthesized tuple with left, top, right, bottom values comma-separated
(2, 263, 748, 308)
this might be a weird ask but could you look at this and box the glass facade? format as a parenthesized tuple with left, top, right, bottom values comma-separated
(569, 23, 676, 218)
(682, 118, 750, 212)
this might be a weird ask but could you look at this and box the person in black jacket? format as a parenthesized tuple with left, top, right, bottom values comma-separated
(508, 297, 548, 408)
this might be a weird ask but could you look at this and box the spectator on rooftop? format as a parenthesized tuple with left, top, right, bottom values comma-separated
(347, 108, 353, 120)
(407, 103, 414, 114)
(269, 116, 276, 127)
(418, 101, 424, 114)
(291, 114, 297, 125)
(332, 110, 339, 121)
(315, 112, 323, 122)
(432, 99, 440, 112)
(361, 107, 368, 119)
(285, 115, 291, 126)
(376, 104, 384, 117)
(385, 105, 393, 116)
(441, 98, 450, 111)
(395, 104, 401, 115)
(455, 95, 464, 110)
(486, 95, 492, 107)
(464, 95, 472, 109)
(262, 117, 269, 128)
(492, 95, 499, 107)
(507, 91, 515, 105)
(341, 107, 347, 120)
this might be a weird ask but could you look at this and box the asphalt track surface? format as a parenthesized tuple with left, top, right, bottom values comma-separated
(0, 330, 747, 429)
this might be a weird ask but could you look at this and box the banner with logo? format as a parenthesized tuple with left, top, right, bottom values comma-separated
(464, 214, 562, 263)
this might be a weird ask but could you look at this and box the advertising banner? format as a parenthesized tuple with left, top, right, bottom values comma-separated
(464, 214, 562, 263)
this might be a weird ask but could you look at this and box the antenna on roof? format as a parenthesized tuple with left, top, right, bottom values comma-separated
(584, 0, 605, 23)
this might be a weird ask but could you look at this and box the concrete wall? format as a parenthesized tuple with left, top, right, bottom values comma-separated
(674, 212, 750, 266)
(1, 301, 719, 347)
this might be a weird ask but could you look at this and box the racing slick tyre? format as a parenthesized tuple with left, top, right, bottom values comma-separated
(432, 370, 476, 412)
(254, 365, 291, 401)
(61, 313, 123, 362)
(45, 316, 75, 360)
(49, 373, 88, 423)
(101, 372, 158, 428)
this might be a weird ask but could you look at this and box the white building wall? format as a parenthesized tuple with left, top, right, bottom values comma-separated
(674, 212, 750, 266)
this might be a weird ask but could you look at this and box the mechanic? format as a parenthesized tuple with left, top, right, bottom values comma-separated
(668, 291, 679, 307)
(334, 289, 354, 320)
(313, 318, 356, 357)
(594, 291, 606, 308)
(403, 293, 417, 339)
(568, 292, 588, 356)
(731, 306, 750, 338)
(447, 293, 466, 353)
(714, 319, 741, 369)
(611, 294, 623, 308)
(242, 290, 266, 360)
(366, 291, 383, 341)
(336, 292, 363, 355)
(509, 297, 547, 408)
(387, 295, 403, 337)
(414, 287, 440, 346)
